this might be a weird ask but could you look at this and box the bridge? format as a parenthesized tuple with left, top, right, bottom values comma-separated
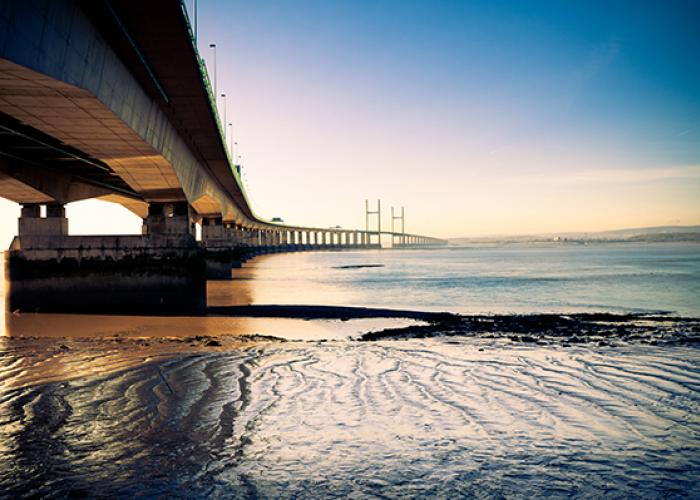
(0, 0, 446, 314)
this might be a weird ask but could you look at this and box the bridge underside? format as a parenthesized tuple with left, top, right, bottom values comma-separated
(0, 0, 444, 315)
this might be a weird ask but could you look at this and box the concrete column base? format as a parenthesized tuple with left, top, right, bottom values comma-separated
(204, 249, 233, 279)
(6, 235, 206, 315)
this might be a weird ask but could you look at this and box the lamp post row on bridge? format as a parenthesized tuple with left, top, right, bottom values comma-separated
(194, 6, 242, 184)
(206, 42, 237, 168)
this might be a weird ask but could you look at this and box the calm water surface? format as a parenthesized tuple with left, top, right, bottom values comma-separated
(221, 242, 700, 317)
(1, 243, 698, 498)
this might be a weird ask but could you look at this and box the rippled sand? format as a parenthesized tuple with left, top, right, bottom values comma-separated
(1, 337, 698, 497)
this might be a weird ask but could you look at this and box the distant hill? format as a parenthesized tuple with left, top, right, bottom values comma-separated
(450, 225, 700, 245)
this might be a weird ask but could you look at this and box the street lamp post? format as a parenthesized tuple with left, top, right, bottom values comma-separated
(208, 43, 217, 97)
(221, 92, 227, 133)
(192, 0, 198, 43)
(228, 123, 233, 155)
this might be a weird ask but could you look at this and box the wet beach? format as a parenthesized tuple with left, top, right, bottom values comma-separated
(1, 245, 699, 497)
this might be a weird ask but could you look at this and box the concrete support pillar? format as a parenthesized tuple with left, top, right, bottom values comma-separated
(142, 202, 194, 238)
(18, 203, 68, 237)
(201, 216, 224, 243)
(234, 225, 246, 245)
(20, 204, 40, 218)
(46, 203, 65, 218)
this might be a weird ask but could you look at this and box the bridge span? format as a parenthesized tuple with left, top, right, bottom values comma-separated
(0, 0, 446, 314)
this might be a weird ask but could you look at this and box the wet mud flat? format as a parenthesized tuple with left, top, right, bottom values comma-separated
(0, 309, 698, 498)
(211, 304, 700, 346)
(360, 311, 700, 345)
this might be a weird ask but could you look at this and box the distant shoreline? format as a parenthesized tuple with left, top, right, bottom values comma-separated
(448, 236, 700, 246)
(449, 225, 700, 246)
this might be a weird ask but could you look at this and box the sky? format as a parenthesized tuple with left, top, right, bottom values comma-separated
(1, 0, 699, 245)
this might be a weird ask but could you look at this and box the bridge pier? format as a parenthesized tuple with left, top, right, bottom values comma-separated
(6, 201, 207, 315)
(202, 217, 238, 279)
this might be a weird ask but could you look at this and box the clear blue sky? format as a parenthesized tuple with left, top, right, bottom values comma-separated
(191, 0, 699, 236)
(1, 0, 698, 243)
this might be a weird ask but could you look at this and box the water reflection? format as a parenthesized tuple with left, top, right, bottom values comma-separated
(207, 252, 364, 308)
(0, 252, 422, 388)
(1, 252, 415, 343)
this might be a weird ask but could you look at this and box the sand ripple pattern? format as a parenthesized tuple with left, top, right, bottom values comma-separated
(0, 341, 698, 498)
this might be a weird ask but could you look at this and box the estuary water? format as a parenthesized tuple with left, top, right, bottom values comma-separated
(1, 243, 699, 498)
(213, 242, 700, 317)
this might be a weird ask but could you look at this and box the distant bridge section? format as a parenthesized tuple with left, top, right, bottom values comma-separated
(0, 0, 447, 314)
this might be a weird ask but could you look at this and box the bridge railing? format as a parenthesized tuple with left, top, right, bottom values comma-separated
(179, 1, 245, 195)
(177, 2, 447, 249)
